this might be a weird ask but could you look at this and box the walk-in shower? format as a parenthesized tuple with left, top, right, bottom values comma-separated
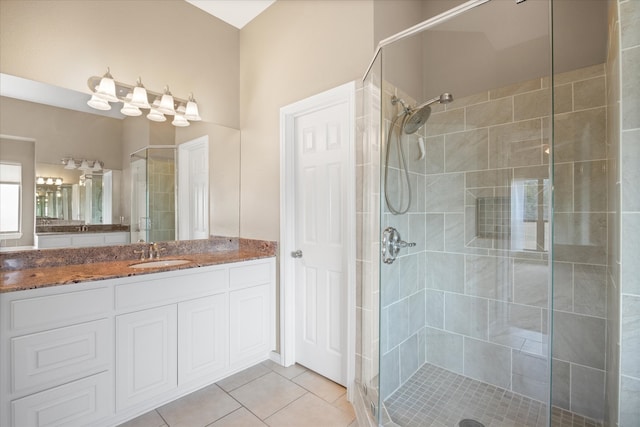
(356, 0, 633, 426)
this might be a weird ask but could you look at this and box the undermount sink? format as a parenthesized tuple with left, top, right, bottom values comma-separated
(129, 259, 192, 269)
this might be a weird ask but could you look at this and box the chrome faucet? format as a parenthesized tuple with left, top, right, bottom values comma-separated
(149, 242, 166, 259)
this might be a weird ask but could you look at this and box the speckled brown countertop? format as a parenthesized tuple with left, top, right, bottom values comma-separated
(0, 237, 277, 293)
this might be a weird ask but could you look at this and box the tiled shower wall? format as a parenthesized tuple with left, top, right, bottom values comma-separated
(372, 62, 611, 422)
(606, 0, 640, 425)
(148, 156, 175, 243)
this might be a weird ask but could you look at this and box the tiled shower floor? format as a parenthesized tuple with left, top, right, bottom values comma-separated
(383, 363, 602, 427)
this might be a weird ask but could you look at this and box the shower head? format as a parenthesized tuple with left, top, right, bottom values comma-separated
(402, 92, 454, 134)
(403, 105, 432, 134)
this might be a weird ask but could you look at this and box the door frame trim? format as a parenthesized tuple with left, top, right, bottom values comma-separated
(279, 81, 356, 394)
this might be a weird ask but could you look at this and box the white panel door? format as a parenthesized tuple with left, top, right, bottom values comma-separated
(178, 294, 228, 384)
(115, 305, 177, 411)
(294, 101, 349, 385)
(178, 137, 209, 240)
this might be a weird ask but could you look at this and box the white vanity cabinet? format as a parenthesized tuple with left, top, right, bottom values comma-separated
(0, 257, 276, 427)
(35, 231, 130, 249)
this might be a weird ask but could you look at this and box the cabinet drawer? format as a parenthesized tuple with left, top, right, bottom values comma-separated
(12, 319, 110, 393)
(229, 260, 272, 289)
(11, 371, 111, 427)
(10, 287, 111, 332)
(115, 268, 226, 310)
(104, 232, 129, 244)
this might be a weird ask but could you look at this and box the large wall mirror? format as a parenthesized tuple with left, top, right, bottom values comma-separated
(0, 75, 241, 250)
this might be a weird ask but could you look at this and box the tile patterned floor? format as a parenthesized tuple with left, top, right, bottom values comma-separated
(383, 363, 602, 427)
(118, 360, 357, 427)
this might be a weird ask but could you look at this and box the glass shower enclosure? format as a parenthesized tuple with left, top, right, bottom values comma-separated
(360, 0, 556, 425)
(130, 146, 177, 243)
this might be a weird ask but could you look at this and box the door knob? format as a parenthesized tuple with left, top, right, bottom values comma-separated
(291, 250, 303, 258)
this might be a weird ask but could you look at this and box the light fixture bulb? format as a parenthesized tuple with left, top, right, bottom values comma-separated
(172, 114, 190, 127)
(94, 67, 118, 102)
(55, 178, 63, 186)
(157, 86, 175, 115)
(147, 108, 166, 122)
(121, 102, 142, 117)
(87, 94, 111, 111)
(64, 159, 76, 169)
(184, 94, 202, 121)
(130, 79, 151, 109)
(79, 160, 91, 171)
(92, 161, 103, 172)
(36, 177, 45, 185)
(46, 178, 54, 185)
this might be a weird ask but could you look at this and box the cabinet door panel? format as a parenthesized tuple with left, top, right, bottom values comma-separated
(178, 294, 228, 384)
(11, 371, 111, 427)
(229, 285, 272, 366)
(116, 305, 177, 411)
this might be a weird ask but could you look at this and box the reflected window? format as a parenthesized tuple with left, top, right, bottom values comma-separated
(0, 162, 22, 238)
(511, 178, 549, 252)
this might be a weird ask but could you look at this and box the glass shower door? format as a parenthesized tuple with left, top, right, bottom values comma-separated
(373, 1, 554, 425)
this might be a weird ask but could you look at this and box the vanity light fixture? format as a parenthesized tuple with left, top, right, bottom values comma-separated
(86, 68, 201, 126)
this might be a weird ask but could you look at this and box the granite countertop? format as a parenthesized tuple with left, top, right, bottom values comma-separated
(0, 238, 277, 294)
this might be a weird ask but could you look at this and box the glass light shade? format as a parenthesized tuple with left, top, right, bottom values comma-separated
(157, 93, 175, 115)
(87, 94, 111, 111)
(36, 177, 45, 185)
(121, 103, 142, 117)
(79, 160, 91, 171)
(172, 114, 190, 127)
(45, 178, 54, 185)
(130, 86, 150, 109)
(92, 161, 102, 172)
(55, 178, 63, 186)
(147, 108, 166, 122)
(94, 69, 118, 102)
(64, 159, 76, 170)
(184, 100, 201, 121)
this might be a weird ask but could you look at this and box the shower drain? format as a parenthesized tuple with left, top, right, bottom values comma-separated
(458, 419, 485, 427)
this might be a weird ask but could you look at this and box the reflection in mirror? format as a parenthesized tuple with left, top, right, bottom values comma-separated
(0, 76, 241, 251)
(130, 146, 177, 243)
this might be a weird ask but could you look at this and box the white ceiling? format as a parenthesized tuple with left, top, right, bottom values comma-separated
(185, 0, 276, 29)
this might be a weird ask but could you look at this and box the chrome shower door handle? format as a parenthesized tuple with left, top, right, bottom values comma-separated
(382, 227, 416, 264)
(291, 250, 303, 258)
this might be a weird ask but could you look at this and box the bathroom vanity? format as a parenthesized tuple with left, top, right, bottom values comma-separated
(0, 250, 275, 427)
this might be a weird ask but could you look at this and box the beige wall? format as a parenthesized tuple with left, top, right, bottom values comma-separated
(238, 0, 374, 240)
(0, 97, 123, 169)
(0, 0, 240, 128)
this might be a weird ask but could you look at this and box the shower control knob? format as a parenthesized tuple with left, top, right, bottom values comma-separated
(381, 227, 415, 264)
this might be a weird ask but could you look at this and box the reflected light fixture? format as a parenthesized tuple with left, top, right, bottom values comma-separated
(87, 68, 199, 127)
(36, 176, 64, 186)
(62, 158, 103, 171)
